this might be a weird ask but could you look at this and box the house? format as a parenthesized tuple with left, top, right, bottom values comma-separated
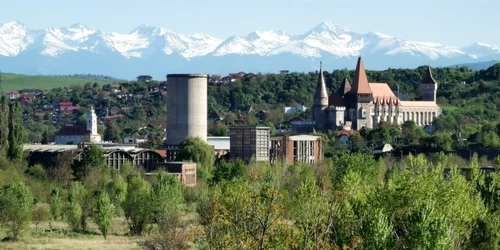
(290, 117, 316, 134)
(256, 110, 268, 121)
(208, 111, 224, 121)
(137, 75, 153, 82)
(58, 102, 80, 112)
(19, 96, 33, 105)
(207, 136, 230, 159)
(280, 70, 290, 75)
(372, 144, 394, 154)
(5, 91, 19, 100)
(283, 105, 308, 115)
(337, 129, 360, 144)
(123, 134, 148, 144)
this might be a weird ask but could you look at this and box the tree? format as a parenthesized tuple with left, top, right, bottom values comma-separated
(41, 129, 51, 144)
(32, 203, 50, 231)
(212, 159, 246, 184)
(65, 200, 82, 231)
(94, 190, 114, 239)
(149, 171, 183, 231)
(176, 137, 215, 179)
(0, 94, 9, 156)
(0, 182, 34, 241)
(49, 189, 63, 220)
(103, 120, 120, 142)
(123, 173, 151, 235)
(7, 101, 24, 161)
(71, 144, 106, 181)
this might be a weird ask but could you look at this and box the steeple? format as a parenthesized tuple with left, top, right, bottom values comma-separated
(339, 77, 351, 96)
(314, 61, 328, 107)
(421, 66, 438, 102)
(349, 57, 372, 95)
(422, 66, 437, 84)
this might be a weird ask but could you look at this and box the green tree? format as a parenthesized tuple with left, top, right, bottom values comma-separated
(149, 171, 183, 231)
(71, 144, 106, 181)
(176, 136, 215, 179)
(65, 200, 82, 231)
(7, 101, 24, 161)
(49, 189, 63, 220)
(94, 190, 114, 239)
(123, 173, 151, 235)
(0, 94, 9, 156)
(212, 159, 246, 184)
(0, 182, 34, 241)
(103, 120, 121, 142)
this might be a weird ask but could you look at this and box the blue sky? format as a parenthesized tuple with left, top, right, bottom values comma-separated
(2, 0, 498, 46)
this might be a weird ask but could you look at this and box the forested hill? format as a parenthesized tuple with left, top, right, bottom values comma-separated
(209, 63, 500, 112)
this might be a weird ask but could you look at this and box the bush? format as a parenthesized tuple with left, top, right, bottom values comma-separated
(0, 182, 34, 241)
(25, 164, 47, 181)
(32, 203, 50, 231)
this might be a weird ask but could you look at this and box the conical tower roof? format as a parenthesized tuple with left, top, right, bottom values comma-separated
(349, 57, 372, 94)
(339, 77, 351, 95)
(422, 66, 437, 84)
(314, 61, 328, 99)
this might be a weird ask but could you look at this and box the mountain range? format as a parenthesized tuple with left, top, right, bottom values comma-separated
(0, 21, 499, 79)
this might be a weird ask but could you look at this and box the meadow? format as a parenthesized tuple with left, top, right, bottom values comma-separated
(1, 73, 114, 91)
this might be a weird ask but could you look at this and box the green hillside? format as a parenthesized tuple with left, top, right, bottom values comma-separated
(1, 73, 114, 91)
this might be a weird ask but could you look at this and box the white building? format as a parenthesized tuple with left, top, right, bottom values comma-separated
(283, 105, 308, 115)
(55, 107, 102, 144)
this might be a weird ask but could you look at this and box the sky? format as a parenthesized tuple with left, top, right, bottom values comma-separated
(1, 0, 498, 47)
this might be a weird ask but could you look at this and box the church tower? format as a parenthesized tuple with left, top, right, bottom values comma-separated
(312, 62, 329, 131)
(87, 106, 98, 135)
(347, 57, 373, 129)
(421, 66, 438, 102)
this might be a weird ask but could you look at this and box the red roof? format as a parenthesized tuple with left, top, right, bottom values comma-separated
(155, 150, 167, 158)
(59, 102, 74, 107)
(337, 130, 360, 137)
(60, 106, 80, 112)
(349, 57, 372, 95)
(56, 125, 90, 136)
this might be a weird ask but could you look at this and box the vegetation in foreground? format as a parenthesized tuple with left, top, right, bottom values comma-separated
(1, 138, 499, 249)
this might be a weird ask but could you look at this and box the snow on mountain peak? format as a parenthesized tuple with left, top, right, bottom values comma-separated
(0, 20, 498, 64)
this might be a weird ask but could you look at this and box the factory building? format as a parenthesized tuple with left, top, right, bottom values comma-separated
(270, 134, 323, 165)
(229, 125, 270, 163)
(165, 74, 208, 160)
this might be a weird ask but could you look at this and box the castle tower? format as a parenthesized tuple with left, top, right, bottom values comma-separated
(347, 57, 373, 129)
(312, 62, 329, 131)
(421, 66, 438, 102)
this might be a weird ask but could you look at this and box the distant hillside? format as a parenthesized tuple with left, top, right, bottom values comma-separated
(0, 73, 118, 91)
(451, 60, 499, 71)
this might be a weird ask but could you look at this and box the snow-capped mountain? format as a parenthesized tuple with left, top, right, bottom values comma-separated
(0, 21, 498, 79)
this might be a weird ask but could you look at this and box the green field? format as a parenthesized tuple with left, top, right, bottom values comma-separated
(1, 73, 114, 91)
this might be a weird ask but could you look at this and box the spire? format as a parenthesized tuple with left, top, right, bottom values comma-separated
(339, 77, 351, 95)
(422, 66, 437, 84)
(349, 57, 372, 94)
(314, 61, 328, 104)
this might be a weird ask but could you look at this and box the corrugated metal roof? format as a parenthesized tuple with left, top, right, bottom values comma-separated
(207, 136, 230, 150)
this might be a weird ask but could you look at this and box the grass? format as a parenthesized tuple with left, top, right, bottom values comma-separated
(0, 218, 141, 250)
(0, 73, 114, 91)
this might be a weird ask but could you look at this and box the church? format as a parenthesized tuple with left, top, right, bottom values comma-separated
(55, 107, 102, 144)
(312, 57, 442, 131)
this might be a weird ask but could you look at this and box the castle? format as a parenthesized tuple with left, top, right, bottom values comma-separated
(312, 57, 441, 131)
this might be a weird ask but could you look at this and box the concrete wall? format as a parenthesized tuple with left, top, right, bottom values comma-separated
(166, 74, 208, 146)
